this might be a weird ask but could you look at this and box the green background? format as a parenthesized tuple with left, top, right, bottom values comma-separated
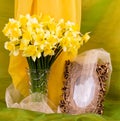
(0, 0, 120, 120)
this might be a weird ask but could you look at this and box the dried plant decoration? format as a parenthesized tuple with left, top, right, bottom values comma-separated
(59, 49, 112, 114)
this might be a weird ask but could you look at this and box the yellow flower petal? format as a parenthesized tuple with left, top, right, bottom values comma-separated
(23, 45, 37, 57)
(23, 31, 32, 40)
(4, 42, 15, 51)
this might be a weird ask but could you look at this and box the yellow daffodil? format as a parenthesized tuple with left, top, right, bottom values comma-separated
(41, 15, 52, 23)
(47, 35, 58, 46)
(23, 45, 37, 57)
(4, 41, 19, 56)
(4, 41, 15, 51)
(47, 21, 56, 33)
(19, 15, 28, 26)
(33, 33, 44, 45)
(3, 14, 90, 62)
(65, 21, 79, 31)
(22, 30, 32, 41)
(3, 19, 21, 39)
(20, 40, 28, 50)
(44, 43, 54, 56)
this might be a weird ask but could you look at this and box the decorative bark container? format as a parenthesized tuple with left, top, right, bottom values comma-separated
(59, 49, 112, 114)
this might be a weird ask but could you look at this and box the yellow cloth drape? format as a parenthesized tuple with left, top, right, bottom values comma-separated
(9, 0, 81, 111)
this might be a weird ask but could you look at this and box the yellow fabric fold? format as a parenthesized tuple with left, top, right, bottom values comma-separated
(9, 0, 81, 110)
(15, 0, 33, 18)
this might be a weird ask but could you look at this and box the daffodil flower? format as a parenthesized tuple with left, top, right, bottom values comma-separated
(3, 14, 90, 62)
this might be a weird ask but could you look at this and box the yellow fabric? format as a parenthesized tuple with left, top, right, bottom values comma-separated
(9, 0, 81, 110)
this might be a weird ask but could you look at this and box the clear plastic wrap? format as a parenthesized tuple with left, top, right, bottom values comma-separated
(5, 84, 54, 113)
(75, 48, 112, 91)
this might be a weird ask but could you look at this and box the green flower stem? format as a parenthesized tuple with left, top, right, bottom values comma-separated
(49, 48, 62, 67)
(46, 55, 50, 69)
(27, 56, 50, 95)
(36, 58, 41, 70)
(43, 55, 45, 69)
(40, 56, 43, 69)
(41, 53, 44, 69)
(27, 57, 36, 70)
(53, 48, 62, 61)
(43, 55, 46, 69)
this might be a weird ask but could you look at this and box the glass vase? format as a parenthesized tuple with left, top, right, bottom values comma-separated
(28, 69, 49, 101)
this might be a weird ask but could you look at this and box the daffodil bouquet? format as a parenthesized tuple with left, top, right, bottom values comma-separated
(3, 14, 90, 95)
